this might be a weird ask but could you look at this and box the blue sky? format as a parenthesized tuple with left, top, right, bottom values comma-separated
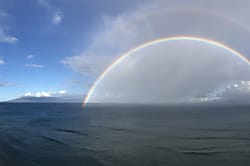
(0, 0, 139, 101)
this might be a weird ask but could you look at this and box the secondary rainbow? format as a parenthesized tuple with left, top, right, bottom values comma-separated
(131, 7, 250, 34)
(83, 36, 250, 105)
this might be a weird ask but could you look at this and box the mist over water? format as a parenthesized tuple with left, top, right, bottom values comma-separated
(0, 103, 250, 165)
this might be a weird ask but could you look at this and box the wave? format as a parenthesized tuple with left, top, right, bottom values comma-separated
(180, 150, 224, 155)
(178, 136, 250, 140)
(41, 136, 65, 145)
(54, 128, 89, 136)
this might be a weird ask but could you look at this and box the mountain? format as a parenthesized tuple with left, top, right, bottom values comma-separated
(7, 96, 84, 103)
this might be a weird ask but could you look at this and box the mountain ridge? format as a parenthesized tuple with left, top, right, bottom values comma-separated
(6, 96, 84, 103)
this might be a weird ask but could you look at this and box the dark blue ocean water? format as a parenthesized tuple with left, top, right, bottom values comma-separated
(0, 103, 250, 166)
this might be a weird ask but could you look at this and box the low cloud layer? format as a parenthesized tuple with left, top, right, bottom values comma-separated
(24, 90, 66, 97)
(207, 81, 250, 104)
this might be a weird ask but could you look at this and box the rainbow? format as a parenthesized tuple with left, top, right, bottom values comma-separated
(142, 7, 250, 33)
(83, 36, 250, 105)
(116, 7, 250, 41)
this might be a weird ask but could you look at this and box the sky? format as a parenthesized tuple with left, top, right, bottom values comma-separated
(1, 0, 250, 104)
(0, 0, 141, 101)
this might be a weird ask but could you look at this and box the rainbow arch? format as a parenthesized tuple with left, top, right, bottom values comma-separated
(83, 36, 250, 105)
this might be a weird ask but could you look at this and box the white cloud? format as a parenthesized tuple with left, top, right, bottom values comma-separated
(53, 11, 63, 25)
(0, 58, 5, 65)
(0, 12, 18, 44)
(37, 0, 51, 9)
(25, 63, 45, 68)
(0, 29, 18, 43)
(0, 9, 17, 43)
(24, 90, 67, 97)
(36, 0, 63, 25)
(0, 82, 11, 87)
(0, 11, 8, 18)
(61, 55, 113, 77)
(59, 90, 66, 94)
(27, 54, 34, 59)
(217, 81, 250, 97)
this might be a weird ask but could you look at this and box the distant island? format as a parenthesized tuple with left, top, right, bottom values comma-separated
(6, 96, 84, 103)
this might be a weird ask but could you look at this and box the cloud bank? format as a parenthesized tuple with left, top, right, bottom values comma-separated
(24, 90, 66, 97)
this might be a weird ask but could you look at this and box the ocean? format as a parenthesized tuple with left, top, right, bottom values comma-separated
(0, 103, 250, 166)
